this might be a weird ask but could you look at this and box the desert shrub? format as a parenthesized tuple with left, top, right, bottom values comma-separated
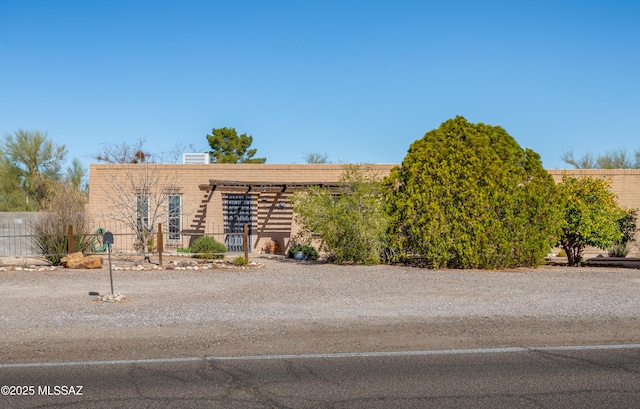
(556, 249, 567, 257)
(606, 206, 636, 258)
(287, 244, 319, 261)
(32, 182, 91, 265)
(190, 236, 227, 259)
(292, 165, 389, 264)
(608, 243, 630, 258)
(384, 116, 562, 269)
(233, 256, 248, 266)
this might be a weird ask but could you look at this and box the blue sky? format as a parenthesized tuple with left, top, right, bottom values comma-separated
(1, 0, 638, 171)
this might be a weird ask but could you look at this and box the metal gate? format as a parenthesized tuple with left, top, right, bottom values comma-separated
(223, 194, 252, 252)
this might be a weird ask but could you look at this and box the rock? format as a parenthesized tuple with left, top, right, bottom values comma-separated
(95, 293, 126, 302)
(61, 252, 103, 269)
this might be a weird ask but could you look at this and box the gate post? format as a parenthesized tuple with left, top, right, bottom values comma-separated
(243, 223, 249, 260)
(157, 223, 163, 267)
(68, 224, 74, 254)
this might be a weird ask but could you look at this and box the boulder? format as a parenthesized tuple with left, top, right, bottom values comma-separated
(61, 252, 103, 269)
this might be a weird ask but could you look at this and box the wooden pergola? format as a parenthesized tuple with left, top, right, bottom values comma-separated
(198, 180, 345, 193)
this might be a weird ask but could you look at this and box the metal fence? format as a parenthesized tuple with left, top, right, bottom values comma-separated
(0, 217, 246, 258)
(0, 221, 37, 257)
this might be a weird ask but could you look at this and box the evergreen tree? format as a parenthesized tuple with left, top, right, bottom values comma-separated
(385, 116, 562, 269)
(206, 127, 266, 164)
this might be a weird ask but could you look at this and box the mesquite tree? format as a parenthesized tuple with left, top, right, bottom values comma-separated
(292, 165, 389, 264)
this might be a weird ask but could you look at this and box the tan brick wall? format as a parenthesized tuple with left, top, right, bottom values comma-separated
(86, 164, 396, 254)
(86, 164, 640, 257)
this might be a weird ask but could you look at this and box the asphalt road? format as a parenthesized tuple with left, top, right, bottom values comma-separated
(2, 345, 640, 408)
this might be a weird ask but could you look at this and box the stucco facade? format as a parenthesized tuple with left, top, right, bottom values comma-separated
(85, 164, 640, 257)
(86, 164, 395, 254)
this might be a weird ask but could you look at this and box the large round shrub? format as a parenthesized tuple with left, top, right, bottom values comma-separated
(190, 236, 227, 259)
(385, 116, 562, 269)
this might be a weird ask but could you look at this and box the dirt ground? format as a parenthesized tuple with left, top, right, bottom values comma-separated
(1, 256, 639, 364)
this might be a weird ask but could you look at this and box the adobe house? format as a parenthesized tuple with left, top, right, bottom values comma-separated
(85, 163, 395, 254)
(85, 163, 640, 257)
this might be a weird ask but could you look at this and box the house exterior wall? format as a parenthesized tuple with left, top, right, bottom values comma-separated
(86, 164, 396, 254)
(85, 164, 640, 257)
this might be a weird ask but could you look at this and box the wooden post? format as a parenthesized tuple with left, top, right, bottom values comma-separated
(108, 244, 114, 295)
(157, 223, 163, 267)
(243, 223, 249, 260)
(68, 225, 75, 254)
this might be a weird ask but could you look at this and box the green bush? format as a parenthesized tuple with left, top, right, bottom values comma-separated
(384, 116, 562, 269)
(287, 244, 319, 261)
(291, 165, 388, 264)
(608, 243, 630, 258)
(190, 236, 227, 259)
(556, 249, 567, 257)
(233, 256, 248, 266)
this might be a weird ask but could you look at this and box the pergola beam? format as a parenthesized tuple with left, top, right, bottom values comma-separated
(198, 180, 345, 192)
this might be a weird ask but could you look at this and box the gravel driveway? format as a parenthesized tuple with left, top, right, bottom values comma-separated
(1, 257, 639, 363)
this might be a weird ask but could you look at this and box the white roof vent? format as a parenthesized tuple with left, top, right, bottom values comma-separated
(182, 153, 210, 164)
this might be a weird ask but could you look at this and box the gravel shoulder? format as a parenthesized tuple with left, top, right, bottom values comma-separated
(1, 257, 640, 363)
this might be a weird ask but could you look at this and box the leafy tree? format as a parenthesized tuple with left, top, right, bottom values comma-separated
(562, 149, 640, 169)
(384, 116, 562, 269)
(614, 208, 638, 246)
(557, 175, 631, 266)
(65, 158, 88, 192)
(206, 127, 266, 164)
(292, 165, 390, 264)
(304, 152, 330, 164)
(0, 130, 67, 209)
(608, 207, 638, 257)
(0, 163, 28, 211)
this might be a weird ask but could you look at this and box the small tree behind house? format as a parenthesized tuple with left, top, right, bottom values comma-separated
(206, 127, 266, 164)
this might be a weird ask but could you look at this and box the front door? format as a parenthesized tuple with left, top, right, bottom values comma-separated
(223, 194, 252, 252)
